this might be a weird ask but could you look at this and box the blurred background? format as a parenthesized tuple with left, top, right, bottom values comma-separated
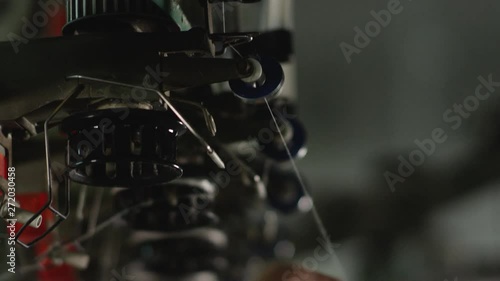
(294, 1, 500, 280)
(1, 1, 500, 281)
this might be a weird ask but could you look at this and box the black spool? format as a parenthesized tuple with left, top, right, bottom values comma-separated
(136, 234, 228, 276)
(60, 109, 185, 188)
(64, 0, 179, 35)
(116, 180, 219, 231)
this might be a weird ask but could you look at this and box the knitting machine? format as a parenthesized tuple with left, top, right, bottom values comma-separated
(0, 1, 311, 280)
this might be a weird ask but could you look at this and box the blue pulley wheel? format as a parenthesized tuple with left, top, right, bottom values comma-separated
(261, 117, 307, 162)
(267, 165, 311, 213)
(229, 56, 284, 101)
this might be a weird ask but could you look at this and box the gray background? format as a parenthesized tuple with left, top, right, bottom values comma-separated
(294, 0, 500, 280)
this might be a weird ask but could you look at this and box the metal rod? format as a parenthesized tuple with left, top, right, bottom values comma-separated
(44, 84, 85, 207)
(15, 84, 85, 248)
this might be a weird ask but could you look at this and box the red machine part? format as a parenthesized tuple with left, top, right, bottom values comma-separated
(42, 3, 66, 38)
(16, 193, 78, 281)
(0, 145, 7, 180)
(1, 140, 77, 280)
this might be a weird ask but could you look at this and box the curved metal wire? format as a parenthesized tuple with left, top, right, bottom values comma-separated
(15, 84, 86, 248)
(16, 75, 227, 247)
(65, 75, 226, 169)
(214, 141, 267, 200)
(170, 98, 218, 137)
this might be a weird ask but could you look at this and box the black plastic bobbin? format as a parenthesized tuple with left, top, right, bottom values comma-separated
(115, 180, 219, 231)
(134, 232, 228, 276)
(60, 109, 185, 188)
